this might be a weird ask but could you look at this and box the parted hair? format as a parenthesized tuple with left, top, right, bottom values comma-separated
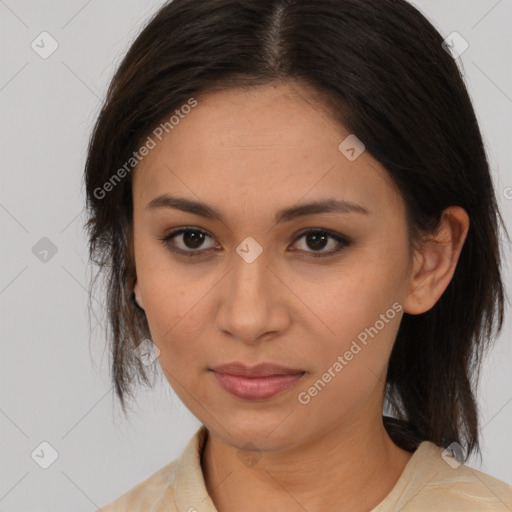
(83, 0, 509, 461)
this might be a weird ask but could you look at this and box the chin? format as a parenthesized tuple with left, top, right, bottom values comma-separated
(206, 413, 301, 452)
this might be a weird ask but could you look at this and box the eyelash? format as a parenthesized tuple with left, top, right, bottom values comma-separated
(157, 226, 351, 259)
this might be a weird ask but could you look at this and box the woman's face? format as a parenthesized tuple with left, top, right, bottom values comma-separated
(132, 82, 416, 451)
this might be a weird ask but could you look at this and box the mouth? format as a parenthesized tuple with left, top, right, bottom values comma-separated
(209, 362, 306, 400)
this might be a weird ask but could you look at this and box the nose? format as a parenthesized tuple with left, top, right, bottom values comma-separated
(215, 246, 290, 345)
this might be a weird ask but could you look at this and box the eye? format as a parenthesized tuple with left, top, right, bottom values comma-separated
(158, 226, 350, 259)
(289, 229, 351, 257)
(158, 227, 218, 256)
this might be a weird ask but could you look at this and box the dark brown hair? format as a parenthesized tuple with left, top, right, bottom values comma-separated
(83, 0, 509, 461)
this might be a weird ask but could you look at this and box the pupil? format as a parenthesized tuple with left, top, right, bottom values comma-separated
(307, 232, 327, 250)
(184, 231, 204, 249)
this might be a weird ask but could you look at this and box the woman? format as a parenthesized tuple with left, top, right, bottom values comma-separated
(84, 0, 512, 510)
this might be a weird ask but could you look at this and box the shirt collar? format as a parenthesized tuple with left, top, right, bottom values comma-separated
(173, 424, 218, 512)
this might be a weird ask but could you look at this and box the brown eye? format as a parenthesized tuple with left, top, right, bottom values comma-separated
(290, 229, 350, 257)
(158, 227, 217, 255)
(304, 231, 329, 250)
(181, 230, 207, 249)
(158, 227, 350, 259)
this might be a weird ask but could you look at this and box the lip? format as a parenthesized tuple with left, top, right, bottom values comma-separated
(209, 362, 306, 400)
(210, 362, 305, 377)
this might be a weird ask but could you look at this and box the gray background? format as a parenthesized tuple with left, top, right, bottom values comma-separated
(1, 0, 511, 510)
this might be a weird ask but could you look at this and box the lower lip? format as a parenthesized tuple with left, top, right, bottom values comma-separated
(211, 371, 305, 400)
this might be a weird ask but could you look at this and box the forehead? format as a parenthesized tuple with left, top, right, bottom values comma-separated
(133, 83, 403, 219)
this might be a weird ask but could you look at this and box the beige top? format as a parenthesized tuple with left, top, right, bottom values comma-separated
(98, 425, 512, 511)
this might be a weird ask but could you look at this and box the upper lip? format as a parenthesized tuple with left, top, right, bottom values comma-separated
(210, 362, 305, 377)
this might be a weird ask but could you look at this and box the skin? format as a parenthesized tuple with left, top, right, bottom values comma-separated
(132, 82, 469, 512)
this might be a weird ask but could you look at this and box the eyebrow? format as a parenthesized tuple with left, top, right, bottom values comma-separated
(145, 194, 370, 224)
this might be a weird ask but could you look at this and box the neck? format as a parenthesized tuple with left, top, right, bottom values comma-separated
(201, 407, 413, 512)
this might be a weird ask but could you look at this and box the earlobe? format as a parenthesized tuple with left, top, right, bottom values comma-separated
(403, 206, 470, 315)
(133, 281, 145, 310)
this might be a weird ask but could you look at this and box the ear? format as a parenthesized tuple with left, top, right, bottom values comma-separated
(133, 280, 145, 310)
(403, 206, 470, 315)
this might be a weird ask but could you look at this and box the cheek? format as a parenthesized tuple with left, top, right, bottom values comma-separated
(291, 262, 399, 342)
(134, 257, 198, 354)
(143, 283, 205, 356)
(296, 311, 401, 422)
(135, 231, 208, 326)
(292, 265, 402, 394)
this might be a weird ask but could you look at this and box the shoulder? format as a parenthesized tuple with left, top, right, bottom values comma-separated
(96, 459, 180, 512)
(95, 425, 211, 512)
(383, 441, 512, 511)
